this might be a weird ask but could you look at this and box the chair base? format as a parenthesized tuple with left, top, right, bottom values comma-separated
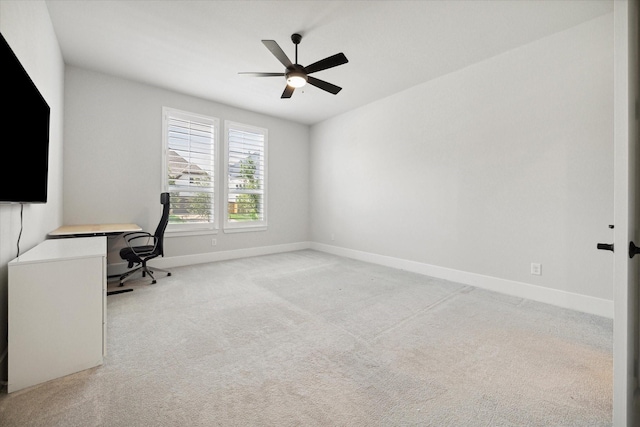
(119, 264, 172, 286)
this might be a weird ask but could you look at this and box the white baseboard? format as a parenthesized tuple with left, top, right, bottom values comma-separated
(114, 241, 312, 273)
(310, 242, 614, 319)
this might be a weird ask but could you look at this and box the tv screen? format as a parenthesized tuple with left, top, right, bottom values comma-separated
(1, 32, 50, 204)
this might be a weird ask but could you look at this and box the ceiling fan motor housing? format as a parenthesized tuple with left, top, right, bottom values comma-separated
(286, 64, 308, 87)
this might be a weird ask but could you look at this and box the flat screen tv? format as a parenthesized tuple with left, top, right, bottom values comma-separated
(1, 32, 50, 204)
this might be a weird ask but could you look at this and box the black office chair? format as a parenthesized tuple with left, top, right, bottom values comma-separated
(119, 192, 172, 286)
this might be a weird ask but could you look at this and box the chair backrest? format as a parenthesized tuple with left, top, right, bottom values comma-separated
(154, 192, 170, 256)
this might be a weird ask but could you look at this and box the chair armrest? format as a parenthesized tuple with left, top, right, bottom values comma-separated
(122, 231, 152, 240)
(123, 232, 158, 255)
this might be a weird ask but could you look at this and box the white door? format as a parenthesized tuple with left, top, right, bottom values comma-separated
(613, 1, 640, 425)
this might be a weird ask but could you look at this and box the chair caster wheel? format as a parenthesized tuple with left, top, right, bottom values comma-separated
(168, 273, 172, 276)
(151, 280, 157, 284)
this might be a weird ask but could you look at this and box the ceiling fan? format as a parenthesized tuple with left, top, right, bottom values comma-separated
(239, 33, 348, 99)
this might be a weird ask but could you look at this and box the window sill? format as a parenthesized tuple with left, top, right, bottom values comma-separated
(166, 228, 219, 238)
(223, 225, 267, 234)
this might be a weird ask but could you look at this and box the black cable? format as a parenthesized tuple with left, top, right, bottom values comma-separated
(17, 203, 23, 258)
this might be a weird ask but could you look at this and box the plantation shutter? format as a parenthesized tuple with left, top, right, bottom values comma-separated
(165, 110, 216, 226)
(226, 122, 267, 227)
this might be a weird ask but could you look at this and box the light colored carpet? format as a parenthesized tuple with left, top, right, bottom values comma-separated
(0, 250, 612, 426)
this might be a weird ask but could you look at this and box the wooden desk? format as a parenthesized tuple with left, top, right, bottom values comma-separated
(49, 223, 142, 238)
(48, 223, 143, 294)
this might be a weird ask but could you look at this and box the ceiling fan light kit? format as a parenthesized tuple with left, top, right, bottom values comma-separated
(286, 66, 308, 88)
(239, 33, 348, 99)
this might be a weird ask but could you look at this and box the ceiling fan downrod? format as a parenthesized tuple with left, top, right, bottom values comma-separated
(291, 33, 302, 64)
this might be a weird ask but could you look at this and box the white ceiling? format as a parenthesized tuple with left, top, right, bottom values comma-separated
(45, 0, 613, 125)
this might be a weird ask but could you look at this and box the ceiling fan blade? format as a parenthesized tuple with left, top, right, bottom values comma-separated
(281, 85, 295, 99)
(262, 40, 293, 68)
(238, 72, 285, 77)
(304, 53, 348, 74)
(307, 76, 342, 95)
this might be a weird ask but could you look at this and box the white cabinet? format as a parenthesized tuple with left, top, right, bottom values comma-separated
(8, 236, 106, 393)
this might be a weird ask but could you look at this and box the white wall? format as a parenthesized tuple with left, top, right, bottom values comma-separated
(0, 1, 65, 378)
(310, 14, 614, 313)
(63, 67, 310, 267)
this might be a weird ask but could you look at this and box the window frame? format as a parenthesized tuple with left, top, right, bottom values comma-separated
(162, 107, 219, 235)
(223, 120, 268, 233)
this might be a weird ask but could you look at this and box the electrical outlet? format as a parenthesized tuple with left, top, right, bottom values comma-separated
(212, 238, 217, 246)
(531, 263, 541, 276)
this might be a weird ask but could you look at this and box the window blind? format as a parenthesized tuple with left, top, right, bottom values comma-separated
(226, 124, 266, 225)
(166, 113, 216, 226)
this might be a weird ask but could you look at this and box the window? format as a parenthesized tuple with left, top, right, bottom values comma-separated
(163, 107, 218, 232)
(224, 121, 268, 231)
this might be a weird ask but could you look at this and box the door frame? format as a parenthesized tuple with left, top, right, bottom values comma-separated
(613, 1, 640, 425)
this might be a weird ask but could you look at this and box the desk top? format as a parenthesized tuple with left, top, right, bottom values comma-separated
(48, 223, 142, 237)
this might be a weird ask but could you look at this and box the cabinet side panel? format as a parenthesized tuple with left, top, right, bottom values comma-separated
(8, 257, 103, 393)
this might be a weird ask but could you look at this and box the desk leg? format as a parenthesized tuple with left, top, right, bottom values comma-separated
(107, 289, 133, 296)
